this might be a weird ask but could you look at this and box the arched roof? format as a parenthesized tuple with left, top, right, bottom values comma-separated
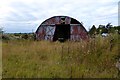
(36, 16, 87, 33)
(41, 16, 81, 25)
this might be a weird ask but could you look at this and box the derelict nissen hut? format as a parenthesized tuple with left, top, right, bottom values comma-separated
(35, 16, 88, 41)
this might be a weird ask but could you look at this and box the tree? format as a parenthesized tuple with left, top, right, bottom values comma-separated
(96, 25, 108, 34)
(89, 25, 97, 36)
(106, 23, 112, 29)
(22, 33, 28, 39)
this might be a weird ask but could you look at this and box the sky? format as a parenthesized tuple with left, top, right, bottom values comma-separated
(118, 1, 120, 26)
(0, 0, 119, 33)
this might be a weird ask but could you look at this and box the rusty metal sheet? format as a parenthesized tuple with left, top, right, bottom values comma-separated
(35, 16, 88, 41)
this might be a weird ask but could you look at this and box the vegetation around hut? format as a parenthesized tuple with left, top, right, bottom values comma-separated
(1, 25, 120, 78)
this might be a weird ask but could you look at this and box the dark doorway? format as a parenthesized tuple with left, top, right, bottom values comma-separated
(53, 24, 70, 42)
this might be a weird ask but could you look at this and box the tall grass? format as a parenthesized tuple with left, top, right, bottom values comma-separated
(2, 33, 119, 78)
(0, 40, 2, 79)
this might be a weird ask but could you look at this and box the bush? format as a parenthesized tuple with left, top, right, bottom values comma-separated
(2, 35, 10, 40)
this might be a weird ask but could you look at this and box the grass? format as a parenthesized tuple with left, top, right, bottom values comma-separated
(2, 33, 120, 78)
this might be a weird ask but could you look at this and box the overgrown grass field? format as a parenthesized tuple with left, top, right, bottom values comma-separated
(2, 34, 120, 78)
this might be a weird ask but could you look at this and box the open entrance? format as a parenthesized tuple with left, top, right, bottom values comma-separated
(53, 24, 70, 42)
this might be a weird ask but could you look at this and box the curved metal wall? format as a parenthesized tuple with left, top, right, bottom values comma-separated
(36, 16, 88, 41)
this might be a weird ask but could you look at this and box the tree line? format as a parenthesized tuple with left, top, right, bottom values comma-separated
(88, 23, 120, 37)
(1, 23, 120, 40)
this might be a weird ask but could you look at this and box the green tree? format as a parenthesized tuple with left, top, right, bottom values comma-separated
(96, 25, 104, 34)
(21, 33, 28, 39)
(89, 25, 97, 36)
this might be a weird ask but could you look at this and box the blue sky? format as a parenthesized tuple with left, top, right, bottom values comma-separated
(0, 0, 119, 33)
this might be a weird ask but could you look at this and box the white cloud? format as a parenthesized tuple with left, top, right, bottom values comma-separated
(0, 0, 119, 32)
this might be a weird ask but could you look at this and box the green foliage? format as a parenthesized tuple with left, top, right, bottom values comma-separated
(2, 35, 10, 40)
(88, 25, 120, 36)
(96, 25, 108, 34)
(2, 33, 35, 40)
(88, 25, 97, 36)
(21, 33, 28, 39)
